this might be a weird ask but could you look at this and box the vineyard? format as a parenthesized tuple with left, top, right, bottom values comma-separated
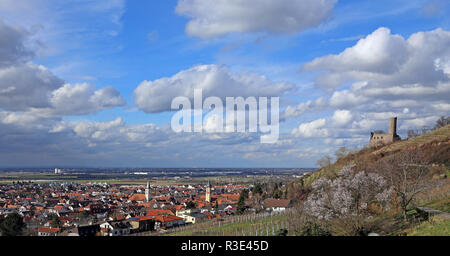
(129, 209, 300, 236)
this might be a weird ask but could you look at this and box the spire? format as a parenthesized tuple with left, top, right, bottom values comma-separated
(206, 180, 212, 203)
(145, 181, 150, 203)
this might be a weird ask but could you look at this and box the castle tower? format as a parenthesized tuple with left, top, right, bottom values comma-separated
(370, 117, 401, 147)
(145, 181, 150, 203)
(205, 181, 211, 203)
(389, 117, 397, 135)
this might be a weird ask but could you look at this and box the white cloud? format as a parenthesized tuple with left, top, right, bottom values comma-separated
(331, 110, 352, 127)
(303, 27, 450, 90)
(282, 97, 326, 119)
(0, 18, 125, 117)
(50, 83, 125, 116)
(304, 27, 409, 74)
(0, 18, 37, 67)
(329, 90, 368, 108)
(400, 116, 439, 129)
(175, 0, 337, 39)
(291, 118, 329, 138)
(0, 62, 63, 111)
(134, 64, 292, 113)
(283, 27, 450, 143)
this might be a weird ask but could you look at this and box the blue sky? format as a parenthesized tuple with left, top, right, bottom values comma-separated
(0, 0, 449, 168)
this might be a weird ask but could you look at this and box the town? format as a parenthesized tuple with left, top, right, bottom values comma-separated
(0, 179, 293, 236)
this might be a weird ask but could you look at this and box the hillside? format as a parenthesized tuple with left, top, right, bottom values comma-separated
(302, 124, 450, 186)
(291, 124, 450, 236)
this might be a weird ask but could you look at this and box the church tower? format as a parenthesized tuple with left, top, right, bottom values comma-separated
(145, 181, 151, 203)
(205, 181, 212, 203)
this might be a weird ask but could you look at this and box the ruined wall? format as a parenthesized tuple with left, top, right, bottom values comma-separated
(370, 117, 401, 147)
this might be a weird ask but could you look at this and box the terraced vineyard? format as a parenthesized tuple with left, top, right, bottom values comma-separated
(129, 210, 299, 236)
(167, 211, 295, 236)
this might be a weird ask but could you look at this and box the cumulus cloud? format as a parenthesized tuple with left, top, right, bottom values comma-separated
(303, 27, 450, 90)
(134, 64, 292, 113)
(0, 18, 125, 118)
(284, 27, 450, 140)
(0, 63, 125, 117)
(331, 110, 352, 127)
(50, 83, 125, 116)
(50, 117, 168, 145)
(175, 0, 337, 39)
(283, 97, 327, 119)
(0, 18, 36, 67)
(304, 27, 409, 74)
(0, 62, 63, 111)
(291, 118, 329, 138)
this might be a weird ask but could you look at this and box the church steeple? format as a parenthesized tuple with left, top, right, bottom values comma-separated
(145, 181, 150, 203)
(205, 181, 212, 203)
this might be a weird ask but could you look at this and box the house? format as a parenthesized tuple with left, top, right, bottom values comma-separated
(77, 224, 101, 236)
(176, 208, 197, 218)
(128, 216, 155, 233)
(38, 227, 60, 236)
(263, 199, 291, 213)
(128, 194, 146, 203)
(154, 215, 185, 230)
(146, 209, 173, 217)
(59, 224, 100, 236)
(100, 220, 131, 236)
(184, 212, 208, 224)
(223, 205, 236, 214)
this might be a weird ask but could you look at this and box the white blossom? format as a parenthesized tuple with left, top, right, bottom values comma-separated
(304, 165, 393, 219)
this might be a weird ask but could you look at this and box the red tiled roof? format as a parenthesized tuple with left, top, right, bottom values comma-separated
(146, 209, 173, 217)
(38, 227, 60, 233)
(263, 199, 291, 208)
(154, 215, 183, 223)
(129, 194, 146, 202)
(138, 216, 154, 221)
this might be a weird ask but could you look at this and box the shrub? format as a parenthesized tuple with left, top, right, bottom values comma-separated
(298, 221, 331, 236)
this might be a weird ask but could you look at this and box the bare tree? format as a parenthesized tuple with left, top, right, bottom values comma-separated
(334, 147, 357, 160)
(316, 155, 333, 168)
(421, 125, 432, 135)
(407, 129, 420, 139)
(435, 116, 449, 129)
(378, 151, 431, 222)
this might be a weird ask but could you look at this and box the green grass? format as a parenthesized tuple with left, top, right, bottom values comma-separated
(423, 198, 450, 213)
(384, 125, 450, 153)
(406, 216, 450, 236)
(303, 163, 346, 186)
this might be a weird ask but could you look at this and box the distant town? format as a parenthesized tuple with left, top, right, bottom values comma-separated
(0, 168, 308, 236)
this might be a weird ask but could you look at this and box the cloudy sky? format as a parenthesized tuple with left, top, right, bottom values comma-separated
(0, 0, 449, 168)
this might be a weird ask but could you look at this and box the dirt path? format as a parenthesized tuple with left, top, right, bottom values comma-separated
(417, 207, 450, 219)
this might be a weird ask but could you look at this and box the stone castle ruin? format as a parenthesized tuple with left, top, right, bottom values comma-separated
(370, 117, 401, 147)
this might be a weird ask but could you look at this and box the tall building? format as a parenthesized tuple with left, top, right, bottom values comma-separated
(205, 181, 212, 203)
(145, 181, 151, 203)
(370, 117, 401, 147)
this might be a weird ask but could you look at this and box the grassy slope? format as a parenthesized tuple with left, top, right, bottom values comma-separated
(406, 216, 450, 236)
(299, 125, 450, 236)
(302, 125, 450, 186)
